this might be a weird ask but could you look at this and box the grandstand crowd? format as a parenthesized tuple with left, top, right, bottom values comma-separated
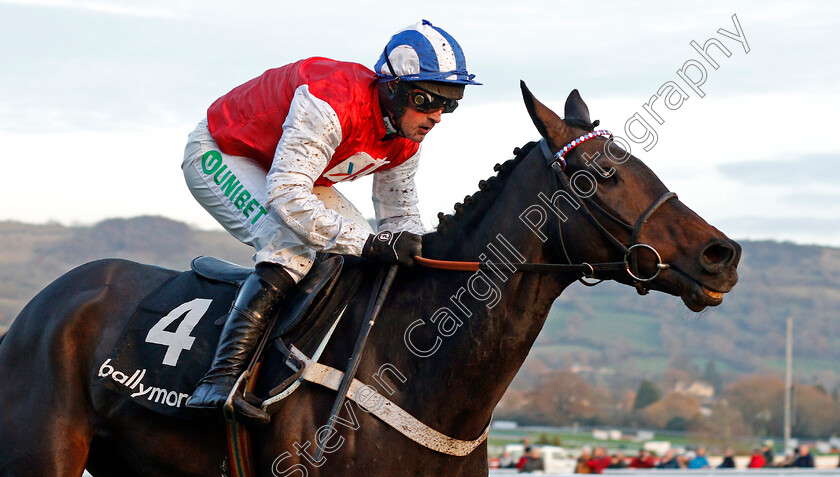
(495, 441, 837, 473)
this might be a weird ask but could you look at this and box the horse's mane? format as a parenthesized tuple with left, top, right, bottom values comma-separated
(435, 140, 539, 235)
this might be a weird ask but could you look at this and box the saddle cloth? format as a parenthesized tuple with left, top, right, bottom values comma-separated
(94, 255, 349, 420)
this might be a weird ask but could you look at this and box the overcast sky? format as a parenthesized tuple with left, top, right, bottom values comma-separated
(1, 0, 838, 247)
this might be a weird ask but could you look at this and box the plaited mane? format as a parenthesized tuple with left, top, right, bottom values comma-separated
(435, 141, 539, 234)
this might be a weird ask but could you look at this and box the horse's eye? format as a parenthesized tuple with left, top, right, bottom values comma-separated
(593, 167, 618, 183)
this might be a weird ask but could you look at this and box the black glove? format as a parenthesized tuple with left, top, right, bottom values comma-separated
(363, 231, 422, 266)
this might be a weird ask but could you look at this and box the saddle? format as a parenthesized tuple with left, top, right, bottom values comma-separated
(191, 254, 344, 336)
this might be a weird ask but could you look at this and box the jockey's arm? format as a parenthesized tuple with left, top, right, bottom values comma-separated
(265, 85, 370, 255)
(372, 151, 426, 235)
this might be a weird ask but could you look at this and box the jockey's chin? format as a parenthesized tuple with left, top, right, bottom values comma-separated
(399, 106, 442, 143)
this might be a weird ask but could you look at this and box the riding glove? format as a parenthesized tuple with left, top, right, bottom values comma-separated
(363, 231, 422, 266)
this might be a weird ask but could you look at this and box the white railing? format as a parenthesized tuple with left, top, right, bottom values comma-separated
(605, 471, 840, 476)
(490, 470, 840, 476)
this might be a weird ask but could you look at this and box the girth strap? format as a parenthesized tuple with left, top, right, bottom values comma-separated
(290, 346, 490, 457)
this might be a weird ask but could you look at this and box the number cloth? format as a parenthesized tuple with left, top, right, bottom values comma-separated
(94, 268, 238, 418)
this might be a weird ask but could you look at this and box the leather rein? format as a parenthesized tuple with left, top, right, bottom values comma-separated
(415, 131, 677, 295)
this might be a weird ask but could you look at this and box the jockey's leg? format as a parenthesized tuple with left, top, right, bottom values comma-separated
(186, 262, 294, 425)
(181, 119, 373, 424)
(183, 119, 301, 424)
(181, 118, 280, 254)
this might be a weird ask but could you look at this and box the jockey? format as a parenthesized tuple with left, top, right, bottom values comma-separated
(182, 20, 480, 425)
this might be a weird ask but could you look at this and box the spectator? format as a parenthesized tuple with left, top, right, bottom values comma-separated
(748, 448, 766, 468)
(499, 450, 515, 469)
(688, 447, 710, 469)
(629, 449, 655, 468)
(762, 443, 775, 467)
(792, 445, 815, 468)
(657, 449, 680, 469)
(516, 446, 532, 471)
(575, 446, 593, 474)
(519, 447, 545, 474)
(586, 447, 612, 474)
(718, 447, 736, 468)
(681, 451, 696, 468)
(777, 450, 795, 468)
(512, 438, 533, 469)
(608, 451, 628, 469)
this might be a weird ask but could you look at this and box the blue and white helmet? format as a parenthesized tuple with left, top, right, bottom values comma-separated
(375, 20, 480, 85)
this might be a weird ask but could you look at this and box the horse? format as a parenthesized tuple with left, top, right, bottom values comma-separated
(0, 84, 740, 476)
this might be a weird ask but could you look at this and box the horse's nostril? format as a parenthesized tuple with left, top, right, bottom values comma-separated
(700, 240, 737, 272)
(704, 244, 729, 263)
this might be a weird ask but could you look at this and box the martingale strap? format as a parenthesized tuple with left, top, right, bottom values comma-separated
(225, 363, 261, 477)
(226, 419, 255, 477)
(289, 346, 491, 457)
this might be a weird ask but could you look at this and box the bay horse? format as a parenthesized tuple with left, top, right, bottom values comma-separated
(0, 84, 739, 476)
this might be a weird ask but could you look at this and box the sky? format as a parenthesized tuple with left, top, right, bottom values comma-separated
(1, 0, 839, 247)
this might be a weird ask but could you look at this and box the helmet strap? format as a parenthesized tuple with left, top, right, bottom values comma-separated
(383, 47, 401, 83)
(379, 51, 409, 138)
(378, 80, 406, 138)
(383, 115, 398, 135)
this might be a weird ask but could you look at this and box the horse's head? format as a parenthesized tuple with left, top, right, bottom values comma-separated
(521, 82, 740, 311)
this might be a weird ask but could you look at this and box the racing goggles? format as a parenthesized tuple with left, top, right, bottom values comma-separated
(407, 86, 459, 113)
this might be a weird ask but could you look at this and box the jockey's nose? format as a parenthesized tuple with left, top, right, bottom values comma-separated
(428, 109, 442, 123)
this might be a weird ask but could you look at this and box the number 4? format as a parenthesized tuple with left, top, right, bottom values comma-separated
(145, 298, 213, 367)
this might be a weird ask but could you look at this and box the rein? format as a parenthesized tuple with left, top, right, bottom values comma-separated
(417, 132, 677, 295)
(414, 256, 626, 275)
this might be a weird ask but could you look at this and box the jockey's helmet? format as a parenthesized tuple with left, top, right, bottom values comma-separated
(375, 20, 480, 132)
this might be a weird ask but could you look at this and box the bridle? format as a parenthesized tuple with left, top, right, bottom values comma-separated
(415, 129, 677, 295)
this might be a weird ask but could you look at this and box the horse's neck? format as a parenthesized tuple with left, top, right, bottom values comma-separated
(399, 150, 578, 437)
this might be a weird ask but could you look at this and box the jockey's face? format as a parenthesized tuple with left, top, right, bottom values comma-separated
(399, 99, 443, 143)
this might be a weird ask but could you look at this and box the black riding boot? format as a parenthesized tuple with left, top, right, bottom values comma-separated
(186, 263, 295, 425)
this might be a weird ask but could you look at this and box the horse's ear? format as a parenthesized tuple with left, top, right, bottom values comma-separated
(564, 89, 592, 126)
(520, 81, 568, 146)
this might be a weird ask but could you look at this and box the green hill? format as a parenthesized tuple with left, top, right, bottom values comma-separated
(0, 217, 254, 328)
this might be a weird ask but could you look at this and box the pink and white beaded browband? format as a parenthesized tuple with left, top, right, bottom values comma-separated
(555, 129, 613, 169)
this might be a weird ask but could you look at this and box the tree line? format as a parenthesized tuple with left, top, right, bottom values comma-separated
(497, 363, 840, 439)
